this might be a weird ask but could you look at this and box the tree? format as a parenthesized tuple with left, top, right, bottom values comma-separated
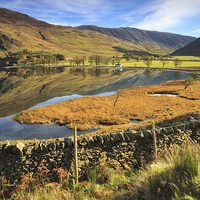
(69, 59, 73, 66)
(55, 54, 65, 60)
(116, 57, 122, 64)
(31, 57, 37, 66)
(160, 57, 169, 67)
(123, 53, 132, 61)
(182, 77, 195, 90)
(182, 72, 200, 90)
(126, 55, 131, 61)
(103, 57, 111, 65)
(41, 59, 46, 66)
(135, 55, 141, 62)
(82, 56, 87, 66)
(111, 58, 116, 66)
(174, 58, 182, 68)
(94, 55, 103, 66)
(74, 56, 81, 66)
(88, 56, 94, 66)
(143, 56, 152, 67)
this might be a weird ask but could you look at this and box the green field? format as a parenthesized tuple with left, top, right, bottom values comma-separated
(120, 56, 200, 69)
(121, 60, 200, 69)
(56, 56, 200, 69)
(171, 56, 200, 60)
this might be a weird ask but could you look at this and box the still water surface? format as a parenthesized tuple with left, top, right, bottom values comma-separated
(0, 67, 191, 141)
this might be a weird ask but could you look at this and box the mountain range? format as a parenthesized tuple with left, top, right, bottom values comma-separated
(0, 8, 197, 58)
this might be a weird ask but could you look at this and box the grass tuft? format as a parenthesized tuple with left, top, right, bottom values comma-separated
(133, 141, 200, 200)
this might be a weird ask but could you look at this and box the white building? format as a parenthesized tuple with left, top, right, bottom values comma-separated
(115, 64, 123, 67)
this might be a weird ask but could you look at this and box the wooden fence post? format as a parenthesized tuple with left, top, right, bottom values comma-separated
(74, 127, 78, 183)
(152, 121, 157, 158)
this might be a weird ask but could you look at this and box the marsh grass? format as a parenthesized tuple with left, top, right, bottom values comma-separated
(13, 80, 200, 134)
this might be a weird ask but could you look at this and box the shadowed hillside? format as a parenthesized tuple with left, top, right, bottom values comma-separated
(0, 8, 196, 58)
(171, 37, 200, 56)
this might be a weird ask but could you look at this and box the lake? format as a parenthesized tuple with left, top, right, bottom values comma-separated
(0, 66, 191, 141)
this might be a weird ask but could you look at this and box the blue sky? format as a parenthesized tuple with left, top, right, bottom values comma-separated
(1, 0, 200, 37)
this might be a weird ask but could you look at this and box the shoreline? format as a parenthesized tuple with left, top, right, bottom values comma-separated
(3, 64, 200, 72)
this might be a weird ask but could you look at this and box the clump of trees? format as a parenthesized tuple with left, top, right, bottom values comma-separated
(69, 55, 112, 66)
(68, 67, 110, 77)
(3, 50, 188, 70)
(123, 53, 146, 62)
(68, 53, 157, 68)
(7, 66, 65, 79)
(4, 50, 66, 66)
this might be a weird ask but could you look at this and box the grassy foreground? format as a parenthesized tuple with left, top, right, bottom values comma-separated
(13, 80, 200, 134)
(1, 141, 200, 199)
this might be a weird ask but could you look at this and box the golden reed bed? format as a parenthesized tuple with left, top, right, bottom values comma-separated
(13, 80, 200, 136)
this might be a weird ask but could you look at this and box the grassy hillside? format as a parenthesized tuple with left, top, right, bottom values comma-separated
(0, 8, 196, 59)
(76, 25, 195, 55)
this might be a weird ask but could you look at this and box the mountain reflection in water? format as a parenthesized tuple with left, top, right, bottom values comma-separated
(0, 66, 191, 141)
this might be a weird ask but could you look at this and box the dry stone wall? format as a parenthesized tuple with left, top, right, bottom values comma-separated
(0, 119, 199, 184)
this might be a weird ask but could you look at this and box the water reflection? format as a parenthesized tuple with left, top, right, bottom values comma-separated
(149, 93, 200, 101)
(0, 91, 116, 141)
(113, 69, 123, 76)
(173, 71, 183, 80)
(68, 67, 110, 77)
(160, 70, 170, 79)
(31, 91, 116, 109)
(143, 68, 153, 79)
(0, 66, 192, 141)
(4, 66, 65, 78)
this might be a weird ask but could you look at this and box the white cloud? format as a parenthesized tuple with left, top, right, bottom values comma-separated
(2, 0, 114, 25)
(43, 0, 111, 16)
(123, 0, 200, 31)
